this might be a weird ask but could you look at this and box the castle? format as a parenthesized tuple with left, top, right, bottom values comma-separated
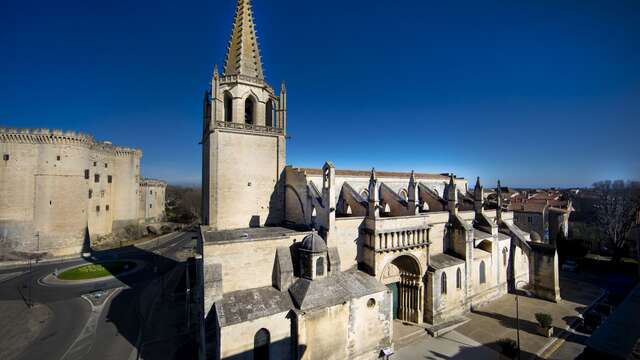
(0, 127, 166, 258)
(198, 1, 561, 359)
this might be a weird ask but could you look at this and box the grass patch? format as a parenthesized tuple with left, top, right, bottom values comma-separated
(57, 261, 136, 280)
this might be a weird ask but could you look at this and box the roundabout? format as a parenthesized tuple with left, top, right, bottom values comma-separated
(40, 259, 146, 286)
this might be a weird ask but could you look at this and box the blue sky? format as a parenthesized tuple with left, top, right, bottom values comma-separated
(2, 0, 639, 187)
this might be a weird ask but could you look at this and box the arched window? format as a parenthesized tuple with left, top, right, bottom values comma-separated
(456, 268, 462, 289)
(224, 92, 232, 122)
(441, 272, 447, 294)
(254, 328, 270, 359)
(503, 248, 508, 266)
(479, 261, 486, 284)
(316, 257, 324, 276)
(399, 189, 408, 201)
(265, 99, 274, 127)
(245, 97, 254, 125)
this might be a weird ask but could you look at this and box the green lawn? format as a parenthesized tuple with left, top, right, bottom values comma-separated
(57, 261, 136, 280)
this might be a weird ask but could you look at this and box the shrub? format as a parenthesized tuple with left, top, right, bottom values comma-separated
(498, 338, 518, 358)
(535, 313, 553, 328)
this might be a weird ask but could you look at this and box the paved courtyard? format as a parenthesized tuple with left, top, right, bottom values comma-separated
(455, 276, 602, 359)
(393, 330, 498, 360)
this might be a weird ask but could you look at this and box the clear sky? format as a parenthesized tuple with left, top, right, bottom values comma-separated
(2, 0, 639, 188)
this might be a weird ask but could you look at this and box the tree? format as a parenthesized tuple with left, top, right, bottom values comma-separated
(593, 180, 640, 259)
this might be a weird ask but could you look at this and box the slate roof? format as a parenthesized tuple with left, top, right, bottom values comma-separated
(428, 253, 465, 271)
(289, 269, 387, 311)
(202, 226, 307, 244)
(216, 286, 294, 327)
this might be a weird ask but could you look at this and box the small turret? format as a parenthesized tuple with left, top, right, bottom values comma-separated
(474, 176, 484, 214)
(407, 170, 419, 214)
(496, 180, 503, 222)
(367, 168, 380, 218)
(445, 174, 458, 215)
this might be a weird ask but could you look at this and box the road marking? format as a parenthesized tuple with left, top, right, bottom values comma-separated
(59, 288, 122, 360)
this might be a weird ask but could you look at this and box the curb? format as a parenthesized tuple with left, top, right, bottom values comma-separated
(535, 288, 607, 359)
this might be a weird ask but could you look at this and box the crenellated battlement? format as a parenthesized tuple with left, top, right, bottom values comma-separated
(140, 178, 168, 187)
(0, 127, 142, 157)
(0, 127, 94, 146)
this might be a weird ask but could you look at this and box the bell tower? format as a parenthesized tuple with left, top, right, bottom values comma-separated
(202, 0, 286, 229)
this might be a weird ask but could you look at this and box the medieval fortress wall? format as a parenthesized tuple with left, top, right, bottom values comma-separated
(0, 128, 165, 258)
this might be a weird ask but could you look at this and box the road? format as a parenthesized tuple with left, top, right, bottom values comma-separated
(0, 231, 197, 360)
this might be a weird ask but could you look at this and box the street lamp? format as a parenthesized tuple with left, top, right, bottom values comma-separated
(515, 280, 532, 360)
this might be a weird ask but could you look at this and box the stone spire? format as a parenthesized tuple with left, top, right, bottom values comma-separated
(446, 174, 458, 215)
(474, 177, 484, 214)
(223, 0, 264, 79)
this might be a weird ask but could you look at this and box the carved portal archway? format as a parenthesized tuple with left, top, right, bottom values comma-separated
(380, 255, 423, 323)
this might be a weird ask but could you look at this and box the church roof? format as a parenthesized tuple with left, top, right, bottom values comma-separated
(223, 0, 264, 79)
(428, 253, 465, 271)
(289, 270, 387, 311)
(216, 286, 294, 327)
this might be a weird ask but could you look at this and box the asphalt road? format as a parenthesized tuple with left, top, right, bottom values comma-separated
(0, 231, 196, 360)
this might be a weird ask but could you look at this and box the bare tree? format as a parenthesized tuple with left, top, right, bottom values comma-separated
(593, 180, 640, 258)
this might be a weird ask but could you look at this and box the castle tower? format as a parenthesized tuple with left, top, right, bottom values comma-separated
(202, 0, 286, 229)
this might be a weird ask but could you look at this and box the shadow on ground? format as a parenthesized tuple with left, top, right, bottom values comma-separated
(82, 232, 198, 360)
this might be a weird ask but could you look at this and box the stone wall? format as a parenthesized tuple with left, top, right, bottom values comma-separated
(0, 128, 150, 258)
(206, 130, 285, 230)
(202, 232, 309, 294)
(139, 178, 167, 222)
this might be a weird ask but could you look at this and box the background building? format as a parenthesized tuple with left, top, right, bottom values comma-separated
(0, 127, 166, 258)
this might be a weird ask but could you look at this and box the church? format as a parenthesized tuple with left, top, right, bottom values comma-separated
(198, 1, 561, 359)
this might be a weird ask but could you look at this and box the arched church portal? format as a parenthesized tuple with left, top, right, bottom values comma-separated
(380, 255, 423, 323)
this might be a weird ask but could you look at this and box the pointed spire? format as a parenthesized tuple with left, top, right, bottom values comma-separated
(370, 167, 377, 181)
(213, 64, 219, 79)
(281, 81, 286, 93)
(410, 170, 416, 183)
(223, 0, 264, 79)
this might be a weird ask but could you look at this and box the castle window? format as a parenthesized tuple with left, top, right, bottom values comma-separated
(106, 205, 110, 211)
(244, 97, 254, 125)
(108, 175, 112, 183)
(84, 169, 90, 179)
(456, 268, 462, 289)
(56, 155, 61, 161)
(265, 99, 274, 127)
(93, 161, 97, 166)
(100, 190, 105, 198)
(95, 174, 100, 183)
(479, 261, 486, 284)
(367, 298, 376, 308)
(104, 163, 108, 168)
(150, 204, 153, 209)
(150, 190, 153, 195)
(88, 189, 93, 199)
(441, 273, 447, 294)
(2, 154, 8, 161)
(315, 257, 324, 276)
(96, 205, 100, 212)
(224, 92, 232, 122)
(254, 329, 270, 360)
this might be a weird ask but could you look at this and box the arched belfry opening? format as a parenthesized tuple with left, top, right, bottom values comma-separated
(245, 97, 255, 125)
(380, 255, 423, 323)
(224, 92, 233, 122)
(265, 99, 274, 127)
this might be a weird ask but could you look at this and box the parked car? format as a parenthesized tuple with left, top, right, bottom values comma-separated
(582, 310, 603, 333)
(562, 260, 578, 272)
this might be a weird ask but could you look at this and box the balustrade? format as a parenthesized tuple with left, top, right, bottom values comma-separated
(371, 227, 430, 252)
